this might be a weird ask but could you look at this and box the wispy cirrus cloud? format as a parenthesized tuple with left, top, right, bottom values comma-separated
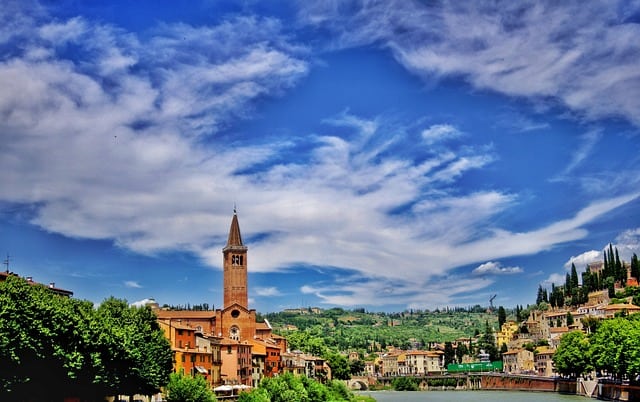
(299, 1, 640, 128)
(255, 287, 282, 297)
(125, 281, 142, 289)
(2, 0, 639, 311)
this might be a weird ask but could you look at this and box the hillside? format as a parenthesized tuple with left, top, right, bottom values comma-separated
(263, 307, 500, 353)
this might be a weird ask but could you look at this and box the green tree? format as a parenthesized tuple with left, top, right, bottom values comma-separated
(392, 376, 418, 391)
(631, 253, 640, 281)
(327, 352, 351, 380)
(95, 297, 173, 398)
(248, 372, 353, 402)
(0, 276, 173, 401)
(477, 321, 499, 361)
(166, 372, 216, 402)
(566, 312, 574, 326)
(497, 306, 507, 329)
(553, 331, 590, 377)
(570, 263, 579, 294)
(443, 341, 455, 366)
(349, 359, 365, 376)
(589, 316, 640, 380)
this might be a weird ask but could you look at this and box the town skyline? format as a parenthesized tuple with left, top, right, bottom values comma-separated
(1, 0, 640, 312)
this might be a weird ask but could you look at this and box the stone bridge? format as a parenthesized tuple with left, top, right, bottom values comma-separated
(345, 376, 371, 390)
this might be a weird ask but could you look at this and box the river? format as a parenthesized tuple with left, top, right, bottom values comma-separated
(357, 390, 586, 402)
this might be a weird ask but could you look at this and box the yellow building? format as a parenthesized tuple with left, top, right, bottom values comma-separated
(496, 321, 519, 349)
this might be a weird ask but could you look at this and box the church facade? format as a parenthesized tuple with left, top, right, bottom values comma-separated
(156, 209, 284, 387)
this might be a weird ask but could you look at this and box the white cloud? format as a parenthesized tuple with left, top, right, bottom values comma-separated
(2, 2, 640, 311)
(614, 228, 640, 261)
(542, 273, 567, 287)
(125, 281, 142, 289)
(300, 1, 640, 128)
(254, 287, 282, 297)
(472, 261, 523, 276)
(564, 250, 601, 270)
(421, 124, 461, 145)
(131, 298, 156, 307)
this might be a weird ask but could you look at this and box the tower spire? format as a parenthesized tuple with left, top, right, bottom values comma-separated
(226, 208, 243, 248)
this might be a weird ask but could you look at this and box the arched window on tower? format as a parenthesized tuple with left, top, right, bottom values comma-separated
(231, 255, 244, 266)
(230, 325, 240, 341)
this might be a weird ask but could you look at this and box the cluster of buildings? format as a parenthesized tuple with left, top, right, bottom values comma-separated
(494, 260, 640, 377)
(150, 211, 330, 389)
(355, 259, 640, 380)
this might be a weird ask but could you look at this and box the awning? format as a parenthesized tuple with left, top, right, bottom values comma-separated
(214, 385, 233, 392)
(195, 366, 208, 374)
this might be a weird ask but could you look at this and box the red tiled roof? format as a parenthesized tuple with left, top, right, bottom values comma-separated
(155, 310, 217, 319)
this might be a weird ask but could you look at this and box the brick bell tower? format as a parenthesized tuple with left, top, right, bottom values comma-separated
(222, 207, 249, 309)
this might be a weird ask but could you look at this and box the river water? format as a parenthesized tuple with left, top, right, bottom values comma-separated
(357, 390, 585, 402)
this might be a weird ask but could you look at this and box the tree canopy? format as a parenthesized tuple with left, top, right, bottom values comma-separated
(0, 275, 173, 401)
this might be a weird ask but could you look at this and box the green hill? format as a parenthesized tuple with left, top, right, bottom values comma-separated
(263, 307, 500, 354)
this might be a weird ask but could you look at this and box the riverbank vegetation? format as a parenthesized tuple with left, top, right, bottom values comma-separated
(554, 313, 640, 381)
(237, 372, 370, 402)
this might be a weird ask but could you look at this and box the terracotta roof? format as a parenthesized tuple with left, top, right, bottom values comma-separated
(155, 310, 217, 319)
(602, 303, 640, 311)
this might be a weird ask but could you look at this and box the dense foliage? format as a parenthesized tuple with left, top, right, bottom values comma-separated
(267, 308, 498, 353)
(266, 307, 500, 379)
(166, 372, 216, 402)
(0, 275, 173, 401)
(392, 376, 418, 391)
(238, 372, 355, 402)
(554, 314, 640, 380)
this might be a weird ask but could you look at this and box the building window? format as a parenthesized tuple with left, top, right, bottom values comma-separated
(230, 326, 240, 341)
(227, 346, 232, 354)
(232, 255, 244, 266)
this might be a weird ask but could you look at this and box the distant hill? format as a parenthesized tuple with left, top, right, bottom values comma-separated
(263, 307, 500, 353)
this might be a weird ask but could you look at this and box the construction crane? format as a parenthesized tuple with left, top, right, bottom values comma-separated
(489, 294, 497, 311)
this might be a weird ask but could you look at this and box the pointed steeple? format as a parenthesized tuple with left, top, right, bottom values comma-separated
(226, 207, 243, 247)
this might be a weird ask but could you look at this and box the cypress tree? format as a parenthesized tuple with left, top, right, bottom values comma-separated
(631, 253, 640, 280)
(571, 263, 579, 291)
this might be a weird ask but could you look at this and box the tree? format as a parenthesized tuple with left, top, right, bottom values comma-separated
(589, 316, 639, 380)
(392, 376, 418, 391)
(443, 342, 455, 366)
(95, 297, 173, 398)
(326, 352, 351, 380)
(245, 372, 353, 402)
(570, 263, 580, 294)
(566, 312, 574, 327)
(553, 331, 590, 378)
(0, 276, 173, 401)
(497, 306, 506, 329)
(349, 359, 365, 376)
(631, 253, 640, 281)
(536, 285, 545, 304)
(477, 321, 499, 361)
(166, 372, 216, 402)
(455, 342, 468, 363)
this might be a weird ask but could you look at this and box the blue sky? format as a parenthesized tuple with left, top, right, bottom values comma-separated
(1, 0, 640, 312)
